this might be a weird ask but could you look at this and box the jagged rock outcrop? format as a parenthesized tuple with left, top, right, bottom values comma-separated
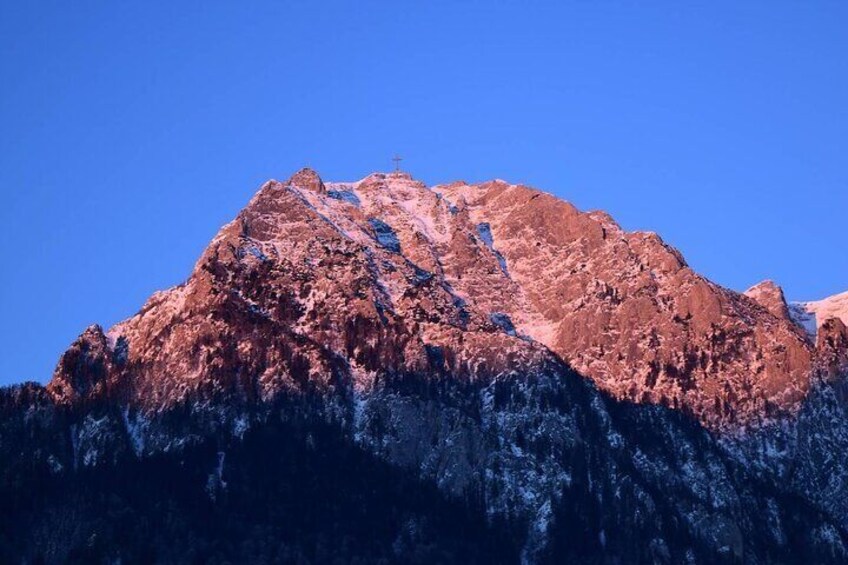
(2, 168, 848, 563)
(816, 318, 848, 381)
(745, 280, 792, 321)
(286, 166, 326, 194)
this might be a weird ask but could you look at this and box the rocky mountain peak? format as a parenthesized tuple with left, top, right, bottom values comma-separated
(32, 168, 838, 430)
(46, 324, 117, 406)
(286, 167, 326, 194)
(745, 279, 791, 320)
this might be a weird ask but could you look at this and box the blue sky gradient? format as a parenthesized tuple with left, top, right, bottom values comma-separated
(1, 2, 847, 385)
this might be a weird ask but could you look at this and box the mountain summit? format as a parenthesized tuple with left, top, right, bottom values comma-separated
(51, 169, 842, 428)
(3, 170, 848, 563)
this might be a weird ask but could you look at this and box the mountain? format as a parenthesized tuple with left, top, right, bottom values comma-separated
(789, 290, 848, 338)
(2, 169, 848, 564)
(744, 280, 792, 321)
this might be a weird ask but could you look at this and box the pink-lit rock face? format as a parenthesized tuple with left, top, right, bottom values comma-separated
(48, 169, 844, 429)
(745, 280, 792, 321)
(437, 181, 818, 428)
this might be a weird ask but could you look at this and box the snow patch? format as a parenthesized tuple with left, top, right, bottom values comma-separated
(789, 303, 818, 338)
(368, 218, 401, 253)
(477, 223, 509, 275)
(490, 312, 517, 336)
(122, 408, 146, 457)
(327, 188, 361, 206)
(793, 290, 848, 333)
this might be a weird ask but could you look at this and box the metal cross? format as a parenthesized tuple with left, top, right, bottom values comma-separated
(392, 155, 403, 171)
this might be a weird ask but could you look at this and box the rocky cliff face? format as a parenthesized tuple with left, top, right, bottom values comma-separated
(432, 181, 821, 429)
(744, 280, 792, 321)
(2, 169, 848, 563)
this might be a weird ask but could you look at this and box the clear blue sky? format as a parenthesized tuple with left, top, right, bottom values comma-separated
(1, 2, 847, 385)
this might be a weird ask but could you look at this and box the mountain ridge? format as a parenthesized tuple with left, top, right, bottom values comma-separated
(3, 167, 848, 563)
(42, 168, 845, 430)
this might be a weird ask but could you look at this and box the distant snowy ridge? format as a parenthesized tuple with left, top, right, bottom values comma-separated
(790, 290, 848, 337)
